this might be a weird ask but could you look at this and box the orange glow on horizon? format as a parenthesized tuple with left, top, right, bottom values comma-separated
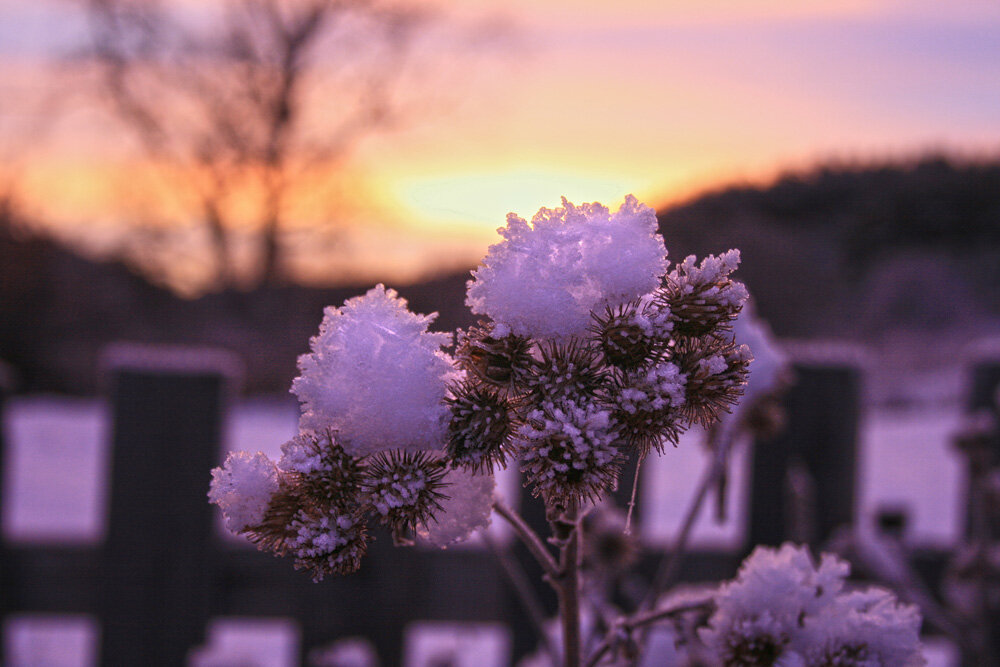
(3, 0, 1000, 292)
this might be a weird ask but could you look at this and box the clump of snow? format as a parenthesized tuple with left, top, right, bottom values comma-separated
(670, 250, 748, 308)
(697, 354, 729, 377)
(710, 543, 847, 629)
(466, 195, 668, 340)
(278, 432, 325, 474)
(208, 451, 280, 532)
(702, 544, 925, 667)
(292, 285, 455, 455)
(418, 467, 495, 547)
(798, 589, 925, 667)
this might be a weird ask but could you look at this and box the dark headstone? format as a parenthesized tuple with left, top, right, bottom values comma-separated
(749, 346, 863, 550)
(99, 344, 241, 665)
(968, 357, 1000, 462)
(0, 360, 13, 623)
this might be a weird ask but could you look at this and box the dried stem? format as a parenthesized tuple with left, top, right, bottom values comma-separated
(554, 504, 583, 667)
(492, 498, 560, 580)
(584, 595, 716, 667)
(624, 453, 644, 534)
(483, 532, 561, 665)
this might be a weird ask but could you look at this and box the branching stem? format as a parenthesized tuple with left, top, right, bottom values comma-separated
(555, 504, 583, 667)
(483, 532, 560, 665)
(492, 498, 560, 581)
(584, 596, 715, 667)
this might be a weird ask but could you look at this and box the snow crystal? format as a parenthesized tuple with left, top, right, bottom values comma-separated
(208, 451, 280, 533)
(697, 354, 729, 377)
(292, 285, 455, 455)
(702, 544, 925, 667)
(466, 195, 668, 340)
(278, 432, 325, 474)
(418, 467, 495, 547)
(619, 362, 687, 415)
(672, 250, 745, 299)
(519, 399, 620, 502)
(797, 589, 926, 667)
(669, 250, 749, 310)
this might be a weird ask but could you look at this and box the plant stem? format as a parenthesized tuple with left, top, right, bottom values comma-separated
(483, 532, 561, 665)
(556, 504, 583, 667)
(584, 596, 715, 667)
(493, 498, 560, 580)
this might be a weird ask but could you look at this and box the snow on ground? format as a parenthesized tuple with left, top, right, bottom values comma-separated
(2, 396, 109, 543)
(403, 621, 511, 667)
(857, 406, 965, 546)
(3, 615, 98, 667)
(641, 428, 751, 550)
(189, 618, 299, 667)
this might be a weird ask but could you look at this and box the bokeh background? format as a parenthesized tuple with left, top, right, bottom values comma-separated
(1, 0, 999, 665)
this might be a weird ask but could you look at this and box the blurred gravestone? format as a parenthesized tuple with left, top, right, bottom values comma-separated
(0, 360, 13, 624)
(968, 355, 1000, 456)
(965, 352, 1000, 665)
(99, 344, 241, 665)
(749, 344, 864, 550)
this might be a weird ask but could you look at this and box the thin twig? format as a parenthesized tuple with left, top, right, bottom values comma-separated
(641, 427, 734, 611)
(624, 453, 645, 535)
(493, 498, 561, 580)
(484, 532, 561, 665)
(584, 596, 716, 667)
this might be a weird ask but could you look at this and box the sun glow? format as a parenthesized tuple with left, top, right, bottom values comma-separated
(3, 0, 1000, 292)
(389, 168, 641, 231)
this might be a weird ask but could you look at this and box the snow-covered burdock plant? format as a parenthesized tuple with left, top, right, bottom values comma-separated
(209, 196, 923, 666)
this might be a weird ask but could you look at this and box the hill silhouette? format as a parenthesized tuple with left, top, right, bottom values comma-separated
(2, 154, 999, 394)
(658, 155, 1000, 340)
(0, 220, 474, 394)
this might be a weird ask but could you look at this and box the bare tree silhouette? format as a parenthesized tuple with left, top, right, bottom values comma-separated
(85, 0, 435, 289)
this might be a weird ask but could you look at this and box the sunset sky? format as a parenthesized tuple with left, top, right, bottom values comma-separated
(2, 0, 999, 289)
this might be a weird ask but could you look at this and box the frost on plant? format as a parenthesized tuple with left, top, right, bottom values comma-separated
(661, 249, 749, 338)
(208, 451, 281, 533)
(519, 400, 620, 505)
(701, 544, 925, 667)
(210, 195, 753, 580)
(292, 284, 454, 455)
(416, 466, 496, 547)
(466, 195, 668, 340)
